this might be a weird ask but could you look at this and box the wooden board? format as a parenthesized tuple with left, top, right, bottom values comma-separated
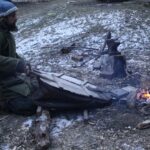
(39, 72, 100, 98)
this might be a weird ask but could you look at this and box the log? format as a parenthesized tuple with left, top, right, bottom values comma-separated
(32, 106, 51, 150)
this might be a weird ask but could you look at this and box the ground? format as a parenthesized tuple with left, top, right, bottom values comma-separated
(0, 0, 150, 149)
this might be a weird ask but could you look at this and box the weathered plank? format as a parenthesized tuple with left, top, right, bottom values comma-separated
(61, 75, 83, 85)
(33, 70, 111, 100)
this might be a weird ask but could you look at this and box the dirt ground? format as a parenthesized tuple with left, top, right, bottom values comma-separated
(0, 0, 150, 149)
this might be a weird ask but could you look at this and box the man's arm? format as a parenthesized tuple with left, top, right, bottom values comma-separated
(0, 32, 25, 75)
(0, 55, 19, 75)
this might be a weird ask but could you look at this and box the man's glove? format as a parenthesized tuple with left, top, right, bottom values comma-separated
(16, 59, 31, 75)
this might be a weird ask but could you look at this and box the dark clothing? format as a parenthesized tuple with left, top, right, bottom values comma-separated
(0, 21, 19, 78)
(0, 20, 37, 115)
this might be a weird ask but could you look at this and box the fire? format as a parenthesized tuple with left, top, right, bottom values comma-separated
(136, 89, 150, 101)
(142, 92, 150, 99)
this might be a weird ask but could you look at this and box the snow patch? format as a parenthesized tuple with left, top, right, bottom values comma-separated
(21, 119, 33, 130)
(51, 115, 84, 137)
(14, 6, 150, 75)
(0, 144, 10, 150)
(51, 118, 73, 137)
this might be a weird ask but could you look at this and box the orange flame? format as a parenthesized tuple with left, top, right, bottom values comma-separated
(142, 92, 150, 99)
(136, 89, 150, 100)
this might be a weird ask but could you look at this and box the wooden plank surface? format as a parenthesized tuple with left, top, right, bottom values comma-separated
(61, 75, 83, 85)
(40, 72, 104, 99)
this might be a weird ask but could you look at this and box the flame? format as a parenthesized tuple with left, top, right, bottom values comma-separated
(142, 92, 150, 99)
(136, 89, 150, 100)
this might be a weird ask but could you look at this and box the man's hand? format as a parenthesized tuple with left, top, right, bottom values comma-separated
(25, 63, 32, 75)
(16, 59, 31, 75)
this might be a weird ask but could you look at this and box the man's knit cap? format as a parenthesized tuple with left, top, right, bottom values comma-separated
(0, 0, 18, 17)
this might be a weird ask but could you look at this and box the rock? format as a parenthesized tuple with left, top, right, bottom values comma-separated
(111, 88, 129, 99)
(126, 91, 137, 108)
(97, 54, 127, 79)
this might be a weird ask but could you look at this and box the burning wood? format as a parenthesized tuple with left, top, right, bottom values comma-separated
(136, 88, 150, 103)
(134, 88, 150, 115)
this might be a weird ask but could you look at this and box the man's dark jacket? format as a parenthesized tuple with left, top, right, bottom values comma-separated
(0, 20, 20, 78)
(0, 21, 33, 100)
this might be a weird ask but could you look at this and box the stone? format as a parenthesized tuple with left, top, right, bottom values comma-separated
(119, 97, 128, 105)
(111, 88, 129, 99)
(93, 62, 101, 70)
(99, 54, 127, 79)
(126, 91, 137, 108)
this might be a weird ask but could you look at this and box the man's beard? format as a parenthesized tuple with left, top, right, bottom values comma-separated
(7, 23, 18, 32)
(0, 19, 18, 32)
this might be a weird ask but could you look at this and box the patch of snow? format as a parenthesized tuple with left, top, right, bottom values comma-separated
(39, 112, 48, 121)
(36, 65, 43, 69)
(18, 17, 43, 34)
(127, 59, 145, 66)
(51, 118, 73, 137)
(121, 143, 145, 150)
(40, 125, 46, 132)
(21, 118, 33, 130)
(16, 17, 87, 55)
(15, 7, 150, 74)
(51, 115, 84, 137)
(0, 144, 10, 150)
